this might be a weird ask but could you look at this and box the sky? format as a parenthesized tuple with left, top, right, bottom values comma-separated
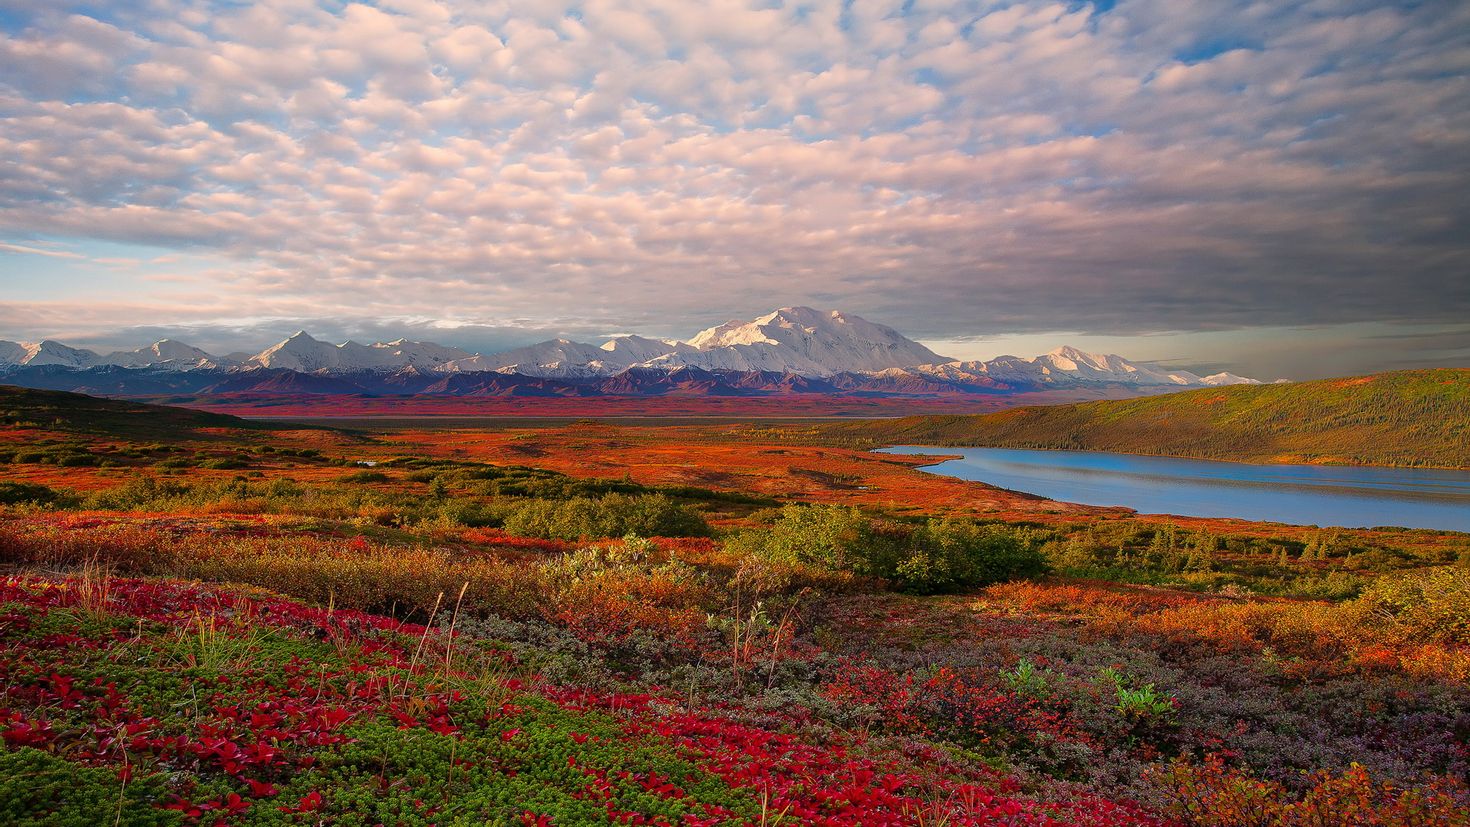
(1, 0, 1468, 379)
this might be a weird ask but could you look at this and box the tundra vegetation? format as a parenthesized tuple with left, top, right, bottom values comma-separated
(0, 387, 1466, 825)
(818, 368, 1470, 469)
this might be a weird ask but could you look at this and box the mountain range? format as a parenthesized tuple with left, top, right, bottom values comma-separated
(0, 307, 1265, 398)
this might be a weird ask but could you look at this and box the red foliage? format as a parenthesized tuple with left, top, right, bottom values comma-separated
(549, 686, 1171, 827)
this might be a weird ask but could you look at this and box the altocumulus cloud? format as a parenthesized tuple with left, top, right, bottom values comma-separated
(0, 0, 1467, 345)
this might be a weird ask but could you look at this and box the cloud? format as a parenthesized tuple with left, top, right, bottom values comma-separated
(0, 0, 1465, 364)
(0, 241, 87, 259)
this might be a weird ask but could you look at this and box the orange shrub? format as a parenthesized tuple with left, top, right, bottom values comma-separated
(978, 579, 1470, 683)
(1149, 754, 1469, 827)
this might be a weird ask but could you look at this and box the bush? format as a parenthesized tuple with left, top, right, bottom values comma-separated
(341, 470, 390, 483)
(83, 476, 190, 510)
(1355, 566, 1470, 643)
(738, 506, 1045, 593)
(55, 454, 98, 467)
(200, 457, 249, 470)
(0, 483, 61, 507)
(737, 505, 886, 571)
(904, 518, 1048, 594)
(501, 493, 709, 540)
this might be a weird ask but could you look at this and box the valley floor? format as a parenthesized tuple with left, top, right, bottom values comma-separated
(1, 402, 1467, 825)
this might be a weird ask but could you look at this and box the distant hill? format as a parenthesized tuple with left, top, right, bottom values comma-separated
(819, 369, 1470, 469)
(0, 384, 262, 439)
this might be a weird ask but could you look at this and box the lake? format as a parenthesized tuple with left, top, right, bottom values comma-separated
(877, 446, 1470, 532)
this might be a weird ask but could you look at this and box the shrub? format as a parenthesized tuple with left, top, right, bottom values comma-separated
(1147, 754, 1470, 827)
(501, 493, 709, 540)
(737, 506, 1045, 593)
(905, 518, 1048, 593)
(736, 504, 886, 571)
(54, 453, 98, 467)
(200, 457, 249, 470)
(1355, 566, 1470, 643)
(0, 482, 61, 507)
(83, 476, 191, 510)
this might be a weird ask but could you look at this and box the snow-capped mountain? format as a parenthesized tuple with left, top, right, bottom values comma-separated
(99, 339, 220, 369)
(0, 341, 28, 365)
(246, 332, 474, 371)
(673, 307, 949, 376)
(1, 309, 1268, 390)
(0, 339, 101, 368)
(443, 338, 614, 377)
(599, 335, 693, 364)
(1200, 372, 1263, 386)
(890, 346, 1263, 390)
(368, 338, 476, 370)
(0, 338, 232, 370)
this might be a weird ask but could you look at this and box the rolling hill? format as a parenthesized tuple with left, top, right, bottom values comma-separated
(0, 384, 264, 439)
(819, 368, 1470, 468)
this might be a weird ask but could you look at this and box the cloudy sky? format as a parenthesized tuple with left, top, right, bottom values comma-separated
(1, 0, 1467, 379)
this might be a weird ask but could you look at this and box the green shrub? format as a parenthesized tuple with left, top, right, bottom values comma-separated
(501, 493, 709, 540)
(736, 504, 886, 570)
(737, 506, 1046, 593)
(0, 482, 61, 506)
(1355, 566, 1470, 643)
(0, 748, 180, 827)
(904, 518, 1048, 594)
(84, 476, 189, 510)
(200, 457, 249, 470)
(55, 454, 98, 467)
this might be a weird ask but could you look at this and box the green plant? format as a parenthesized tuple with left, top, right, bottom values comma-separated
(0, 482, 61, 506)
(1000, 657, 1051, 698)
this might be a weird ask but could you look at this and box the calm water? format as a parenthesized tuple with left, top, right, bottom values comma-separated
(878, 447, 1470, 532)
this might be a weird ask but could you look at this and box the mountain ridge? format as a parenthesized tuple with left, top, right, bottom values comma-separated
(0, 307, 1266, 389)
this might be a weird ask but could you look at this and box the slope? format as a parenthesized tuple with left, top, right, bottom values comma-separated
(0, 384, 265, 439)
(818, 368, 1470, 468)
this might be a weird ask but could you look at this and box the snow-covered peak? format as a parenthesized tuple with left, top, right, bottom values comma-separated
(99, 339, 218, 369)
(599, 335, 689, 361)
(0, 312, 1268, 388)
(901, 348, 1260, 389)
(0, 340, 30, 365)
(683, 307, 949, 376)
(247, 333, 479, 372)
(249, 332, 350, 371)
(2, 340, 101, 368)
(688, 319, 774, 350)
(1201, 372, 1262, 386)
(367, 339, 474, 369)
(442, 338, 609, 376)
